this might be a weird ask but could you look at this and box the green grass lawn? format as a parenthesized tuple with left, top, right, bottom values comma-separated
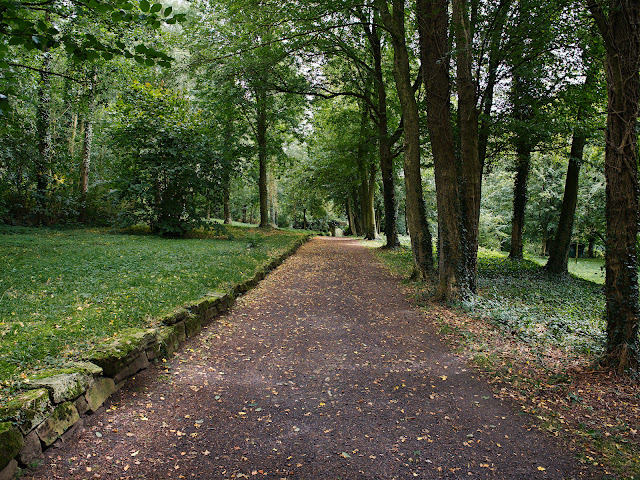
(528, 253, 605, 284)
(0, 225, 307, 394)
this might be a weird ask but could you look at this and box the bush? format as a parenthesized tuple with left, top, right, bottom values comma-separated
(110, 83, 223, 236)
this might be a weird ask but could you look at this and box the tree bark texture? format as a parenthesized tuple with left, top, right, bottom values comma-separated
(417, 0, 460, 294)
(508, 145, 531, 259)
(370, 18, 400, 248)
(379, 0, 434, 279)
(587, 0, 640, 370)
(545, 129, 586, 274)
(452, 0, 482, 296)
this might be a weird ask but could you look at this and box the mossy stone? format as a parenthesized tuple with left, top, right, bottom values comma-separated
(35, 402, 79, 446)
(160, 308, 190, 326)
(26, 373, 91, 404)
(84, 378, 116, 412)
(0, 422, 23, 469)
(0, 389, 52, 435)
(87, 328, 157, 377)
(184, 314, 202, 338)
(156, 326, 181, 357)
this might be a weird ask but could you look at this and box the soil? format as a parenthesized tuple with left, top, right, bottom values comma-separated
(23, 237, 607, 480)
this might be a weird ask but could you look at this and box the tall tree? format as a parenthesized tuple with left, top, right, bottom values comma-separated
(377, 0, 435, 279)
(586, 0, 640, 371)
(545, 32, 602, 274)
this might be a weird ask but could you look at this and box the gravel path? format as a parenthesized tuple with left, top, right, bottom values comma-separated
(24, 237, 601, 479)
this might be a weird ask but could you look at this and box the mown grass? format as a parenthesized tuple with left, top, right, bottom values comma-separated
(528, 253, 605, 284)
(0, 225, 307, 400)
(373, 243, 640, 479)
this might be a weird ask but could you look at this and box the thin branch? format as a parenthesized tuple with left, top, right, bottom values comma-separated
(6, 62, 85, 83)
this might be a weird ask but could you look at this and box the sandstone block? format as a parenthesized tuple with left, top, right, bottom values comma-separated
(74, 396, 90, 416)
(87, 328, 157, 377)
(184, 314, 202, 338)
(84, 378, 116, 412)
(35, 402, 80, 446)
(27, 372, 92, 404)
(17, 431, 42, 467)
(113, 354, 149, 384)
(0, 460, 17, 480)
(156, 326, 181, 357)
(160, 308, 190, 326)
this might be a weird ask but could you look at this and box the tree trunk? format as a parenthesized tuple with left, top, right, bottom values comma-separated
(256, 86, 270, 228)
(223, 178, 231, 224)
(379, 0, 434, 279)
(36, 50, 52, 220)
(362, 160, 377, 240)
(356, 99, 377, 240)
(509, 145, 531, 259)
(545, 130, 586, 274)
(453, 0, 482, 296)
(370, 18, 400, 248)
(347, 196, 356, 235)
(587, 0, 640, 371)
(545, 66, 595, 274)
(352, 188, 364, 236)
(417, 0, 459, 293)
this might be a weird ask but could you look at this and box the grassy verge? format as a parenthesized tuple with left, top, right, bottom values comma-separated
(0, 225, 307, 401)
(373, 243, 639, 479)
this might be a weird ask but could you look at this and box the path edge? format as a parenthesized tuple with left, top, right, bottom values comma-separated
(0, 234, 313, 478)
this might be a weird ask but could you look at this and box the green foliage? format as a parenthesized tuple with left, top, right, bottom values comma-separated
(111, 82, 222, 236)
(470, 254, 606, 357)
(0, 225, 307, 400)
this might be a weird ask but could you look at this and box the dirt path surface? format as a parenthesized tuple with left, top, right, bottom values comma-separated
(24, 237, 602, 480)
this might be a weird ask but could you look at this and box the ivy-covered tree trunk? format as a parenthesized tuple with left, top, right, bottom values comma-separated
(587, 0, 640, 371)
(509, 145, 531, 259)
(453, 0, 482, 296)
(379, 0, 434, 279)
(417, 0, 459, 294)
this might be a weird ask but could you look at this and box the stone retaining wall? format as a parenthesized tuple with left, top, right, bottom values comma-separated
(0, 235, 310, 480)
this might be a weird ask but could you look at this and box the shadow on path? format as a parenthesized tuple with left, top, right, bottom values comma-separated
(25, 237, 600, 479)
